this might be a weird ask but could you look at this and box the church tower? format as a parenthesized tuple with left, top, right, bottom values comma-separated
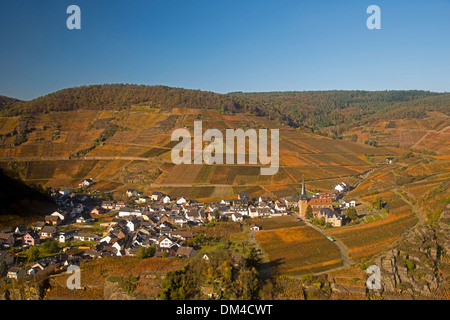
(298, 179, 308, 218)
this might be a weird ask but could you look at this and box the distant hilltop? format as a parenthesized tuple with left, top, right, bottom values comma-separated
(1, 84, 449, 132)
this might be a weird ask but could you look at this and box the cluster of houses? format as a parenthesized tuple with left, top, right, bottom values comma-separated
(0, 179, 357, 283)
(118, 190, 292, 222)
(297, 180, 357, 227)
(79, 190, 298, 259)
(88, 215, 197, 259)
(0, 189, 107, 282)
(0, 188, 98, 250)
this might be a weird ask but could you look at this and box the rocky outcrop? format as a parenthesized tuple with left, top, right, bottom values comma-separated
(104, 279, 136, 300)
(374, 222, 450, 298)
(0, 284, 41, 300)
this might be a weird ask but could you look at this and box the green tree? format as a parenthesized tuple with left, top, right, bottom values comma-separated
(244, 247, 261, 269)
(316, 217, 326, 226)
(305, 205, 314, 219)
(405, 259, 416, 271)
(159, 269, 195, 300)
(25, 246, 40, 262)
(237, 267, 261, 299)
(137, 244, 156, 259)
(0, 260, 7, 276)
(214, 210, 220, 221)
(346, 207, 358, 221)
(372, 195, 382, 210)
(42, 240, 59, 254)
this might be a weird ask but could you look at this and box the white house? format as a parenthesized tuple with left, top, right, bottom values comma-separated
(162, 195, 171, 204)
(59, 231, 75, 243)
(7, 267, 25, 281)
(118, 208, 132, 217)
(250, 207, 272, 218)
(231, 213, 243, 222)
(59, 189, 70, 196)
(100, 235, 112, 244)
(248, 206, 259, 218)
(115, 201, 126, 209)
(40, 226, 58, 239)
(334, 182, 349, 193)
(185, 208, 205, 222)
(126, 189, 142, 198)
(14, 225, 27, 235)
(151, 192, 165, 201)
(177, 197, 187, 205)
(259, 196, 272, 203)
(284, 196, 299, 209)
(101, 201, 115, 210)
(74, 233, 98, 242)
(126, 219, 139, 232)
(79, 179, 94, 187)
(112, 241, 124, 256)
(345, 200, 356, 207)
(76, 212, 94, 223)
(137, 196, 150, 204)
(118, 207, 142, 217)
(275, 203, 287, 213)
(158, 236, 174, 248)
(340, 200, 356, 209)
(234, 207, 249, 216)
(173, 215, 188, 226)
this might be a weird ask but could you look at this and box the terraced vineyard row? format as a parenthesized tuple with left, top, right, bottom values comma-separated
(255, 222, 343, 276)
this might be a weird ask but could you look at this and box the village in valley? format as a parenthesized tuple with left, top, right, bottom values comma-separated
(2, 0, 450, 304)
(0, 175, 365, 284)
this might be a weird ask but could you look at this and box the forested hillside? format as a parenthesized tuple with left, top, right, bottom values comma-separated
(0, 95, 21, 111)
(1, 85, 449, 133)
(0, 84, 241, 116)
(230, 90, 450, 131)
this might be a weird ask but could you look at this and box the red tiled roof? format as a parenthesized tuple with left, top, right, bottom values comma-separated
(307, 198, 332, 206)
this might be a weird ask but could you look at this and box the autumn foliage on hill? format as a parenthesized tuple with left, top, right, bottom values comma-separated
(0, 95, 20, 111)
(2, 85, 449, 133)
(230, 90, 450, 130)
(1, 84, 241, 116)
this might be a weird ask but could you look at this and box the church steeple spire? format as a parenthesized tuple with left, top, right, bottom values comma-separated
(298, 178, 308, 218)
(299, 178, 308, 200)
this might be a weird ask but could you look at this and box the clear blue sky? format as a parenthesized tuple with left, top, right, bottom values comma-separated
(1, 0, 450, 100)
